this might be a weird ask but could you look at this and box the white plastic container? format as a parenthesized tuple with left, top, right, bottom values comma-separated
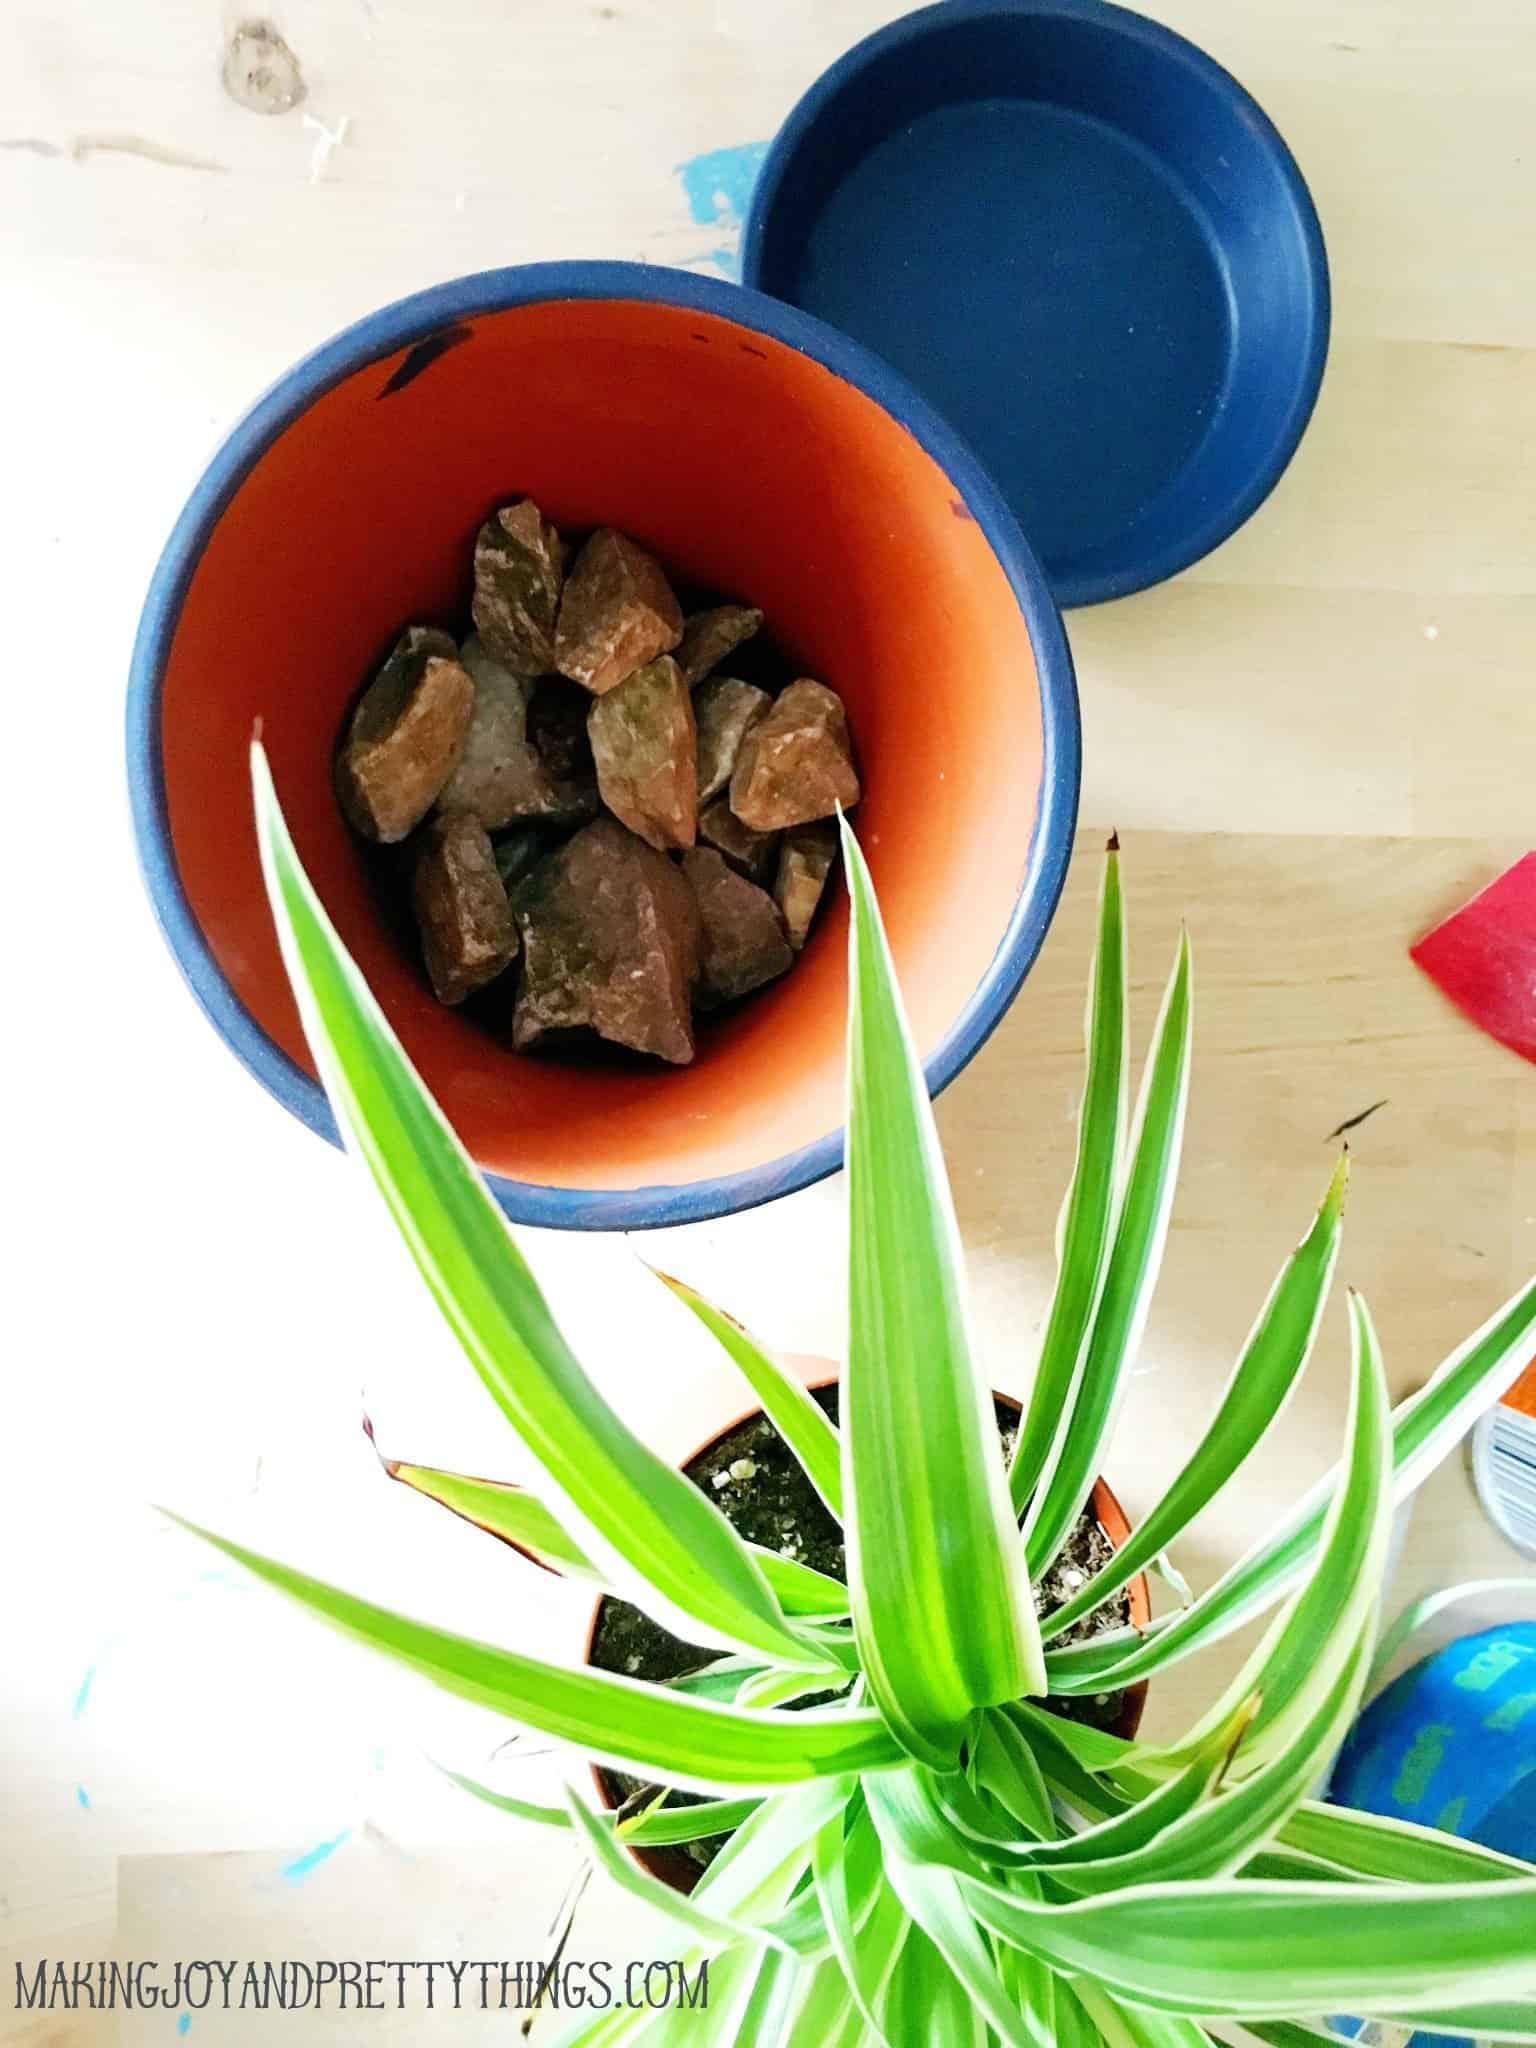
(1470, 1361, 1536, 1560)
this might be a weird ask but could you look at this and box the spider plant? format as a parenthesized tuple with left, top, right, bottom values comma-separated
(172, 744, 1536, 2046)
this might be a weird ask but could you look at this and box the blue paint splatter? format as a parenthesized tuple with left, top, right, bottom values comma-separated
(178, 2013, 192, 2035)
(676, 143, 770, 278)
(76, 1785, 91, 1810)
(677, 142, 769, 230)
(279, 1828, 352, 1884)
(73, 1663, 97, 1718)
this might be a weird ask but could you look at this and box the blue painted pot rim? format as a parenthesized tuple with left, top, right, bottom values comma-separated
(741, 0, 1332, 609)
(126, 261, 1079, 1231)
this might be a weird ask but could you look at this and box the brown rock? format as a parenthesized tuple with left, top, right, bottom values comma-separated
(411, 811, 519, 1005)
(336, 627, 472, 843)
(730, 679, 861, 831)
(492, 827, 547, 894)
(587, 656, 697, 852)
(775, 820, 839, 950)
(471, 500, 564, 674)
(694, 676, 771, 805)
(683, 849, 793, 1007)
(437, 636, 597, 830)
(554, 529, 682, 695)
(698, 797, 778, 887)
(676, 605, 764, 687)
(526, 678, 596, 785)
(509, 819, 700, 1064)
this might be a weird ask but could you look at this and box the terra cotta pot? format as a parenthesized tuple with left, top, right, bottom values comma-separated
(127, 264, 1077, 1233)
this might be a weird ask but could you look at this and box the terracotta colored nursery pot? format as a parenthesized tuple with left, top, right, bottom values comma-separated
(126, 264, 1079, 1230)
(583, 1355, 1150, 1892)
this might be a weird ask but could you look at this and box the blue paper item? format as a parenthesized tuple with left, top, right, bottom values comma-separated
(1329, 1623, 1536, 2048)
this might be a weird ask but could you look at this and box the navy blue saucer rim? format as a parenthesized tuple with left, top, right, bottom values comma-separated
(125, 260, 1081, 1233)
(741, 0, 1333, 611)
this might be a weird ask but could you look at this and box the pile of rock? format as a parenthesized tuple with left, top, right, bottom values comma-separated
(334, 502, 860, 1064)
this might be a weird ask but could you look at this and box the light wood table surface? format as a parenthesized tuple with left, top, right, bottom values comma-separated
(4, 0, 1534, 2038)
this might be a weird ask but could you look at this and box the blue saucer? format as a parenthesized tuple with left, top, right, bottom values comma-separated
(742, 0, 1329, 607)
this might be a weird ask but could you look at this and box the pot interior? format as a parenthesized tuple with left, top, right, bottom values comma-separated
(153, 293, 1048, 1196)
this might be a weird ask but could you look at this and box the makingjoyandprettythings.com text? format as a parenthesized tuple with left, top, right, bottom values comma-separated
(15, 1955, 710, 2019)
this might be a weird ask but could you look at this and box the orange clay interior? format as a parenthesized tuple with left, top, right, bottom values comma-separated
(159, 297, 1045, 1191)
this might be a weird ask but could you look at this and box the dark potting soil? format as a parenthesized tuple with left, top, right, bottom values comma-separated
(589, 1388, 1135, 1872)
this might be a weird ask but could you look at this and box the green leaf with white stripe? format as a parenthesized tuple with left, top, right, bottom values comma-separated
(865, 1770, 1055, 2048)
(1051, 1980, 1112, 2048)
(963, 1709, 1244, 1874)
(964, 1873, 1536, 2020)
(1367, 1574, 1536, 1691)
(386, 1459, 850, 1618)
(1280, 1800, 1536, 1885)
(439, 1765, 763, 1847)
(165, 1512, 902, 1793)
(726, 1948, 803, 2045)
(882, 1926, 986, 2046)
(655, 1273, 844, 1522)
(690, 1779, 859, 1917)
(780, 1956, 862, 2048)
(1044, 1270, 1536, 1697)
(839, 817, 1044, 1766)
(1055, 1637, 1371, 1893)
(1361, 1996, 1536, 2042)
(1010, 840, 1128, 1516)
(1072, 1983, 1211, 2048)
(1141, 1291, 1392, 1773)
(1023, 929, 1192, 1576)
(564, 1782, 794, 1950)
(1042, 1152, 1347, 1641)
(251, 742, 819, 1672)
(811, 1803, 906, 2048)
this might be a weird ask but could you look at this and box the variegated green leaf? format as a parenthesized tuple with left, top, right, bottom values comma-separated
(1368, 1574, 1536, 1691)
(1042, 1153, 1347, 1640)
(1055, 1637, 1371, 1893)
(1142, 1292, 1392, 1772)
(1044, 1271, 1536, 1697)
(962, 1873, 1536, 2018)
(1023, 929, 1192, 1576)
(251, 743, 820, 1672)
(865, 1771, 1054, 2048)
(968, 1709, 1245, 1875)
(1010, 840, 1128, 1516)
(812, 1805, 906, 2048)
(1280, 1800, 1536, 1885)
(1073, 1982, 1211, 2048)
(780, 1956, 862, 2048)
(564, 1782, 783, 1950)
(387, 1458, 850, 1618)
(882, 1924, 985, 2046)
(166, 1513, 902, 1793)
(654, 1273, 843, 1521)
(439, 1765, 763, 1848)
(840, 818, 1044, 1765)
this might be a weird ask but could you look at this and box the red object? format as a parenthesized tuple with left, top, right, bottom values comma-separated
(1411, 854, 1536, 1066)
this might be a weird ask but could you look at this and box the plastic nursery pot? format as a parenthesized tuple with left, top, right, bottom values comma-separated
(583, 1357, 1150, 1893)
(127, 263, 1079, 1232)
